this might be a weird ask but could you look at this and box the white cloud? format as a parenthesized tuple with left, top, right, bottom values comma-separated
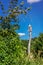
(27, 0, 41, 4)
(18, 33, 25, 36)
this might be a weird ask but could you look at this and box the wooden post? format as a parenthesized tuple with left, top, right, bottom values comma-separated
(28, 24, 32, 55)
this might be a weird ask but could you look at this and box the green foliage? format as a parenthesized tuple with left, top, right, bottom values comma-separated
(0, 26, 43, 65)
(31, 33, 43, 57)
(22, 33, 43, 58)
(0, 30, 43, 65)
(0, 29, 26, 65)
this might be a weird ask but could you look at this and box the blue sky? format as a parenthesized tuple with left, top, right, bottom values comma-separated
(0, 0, 43, 40)
(17, 0, 43, 40)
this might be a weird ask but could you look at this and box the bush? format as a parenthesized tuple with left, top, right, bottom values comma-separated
(0, 29, 26, 65)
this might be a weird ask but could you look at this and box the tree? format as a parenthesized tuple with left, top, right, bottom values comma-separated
(31, 33, 43, 57)
(0, 0, 30, 65)
(0, 0, 30, 31)
(0, 30, 27, 65)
